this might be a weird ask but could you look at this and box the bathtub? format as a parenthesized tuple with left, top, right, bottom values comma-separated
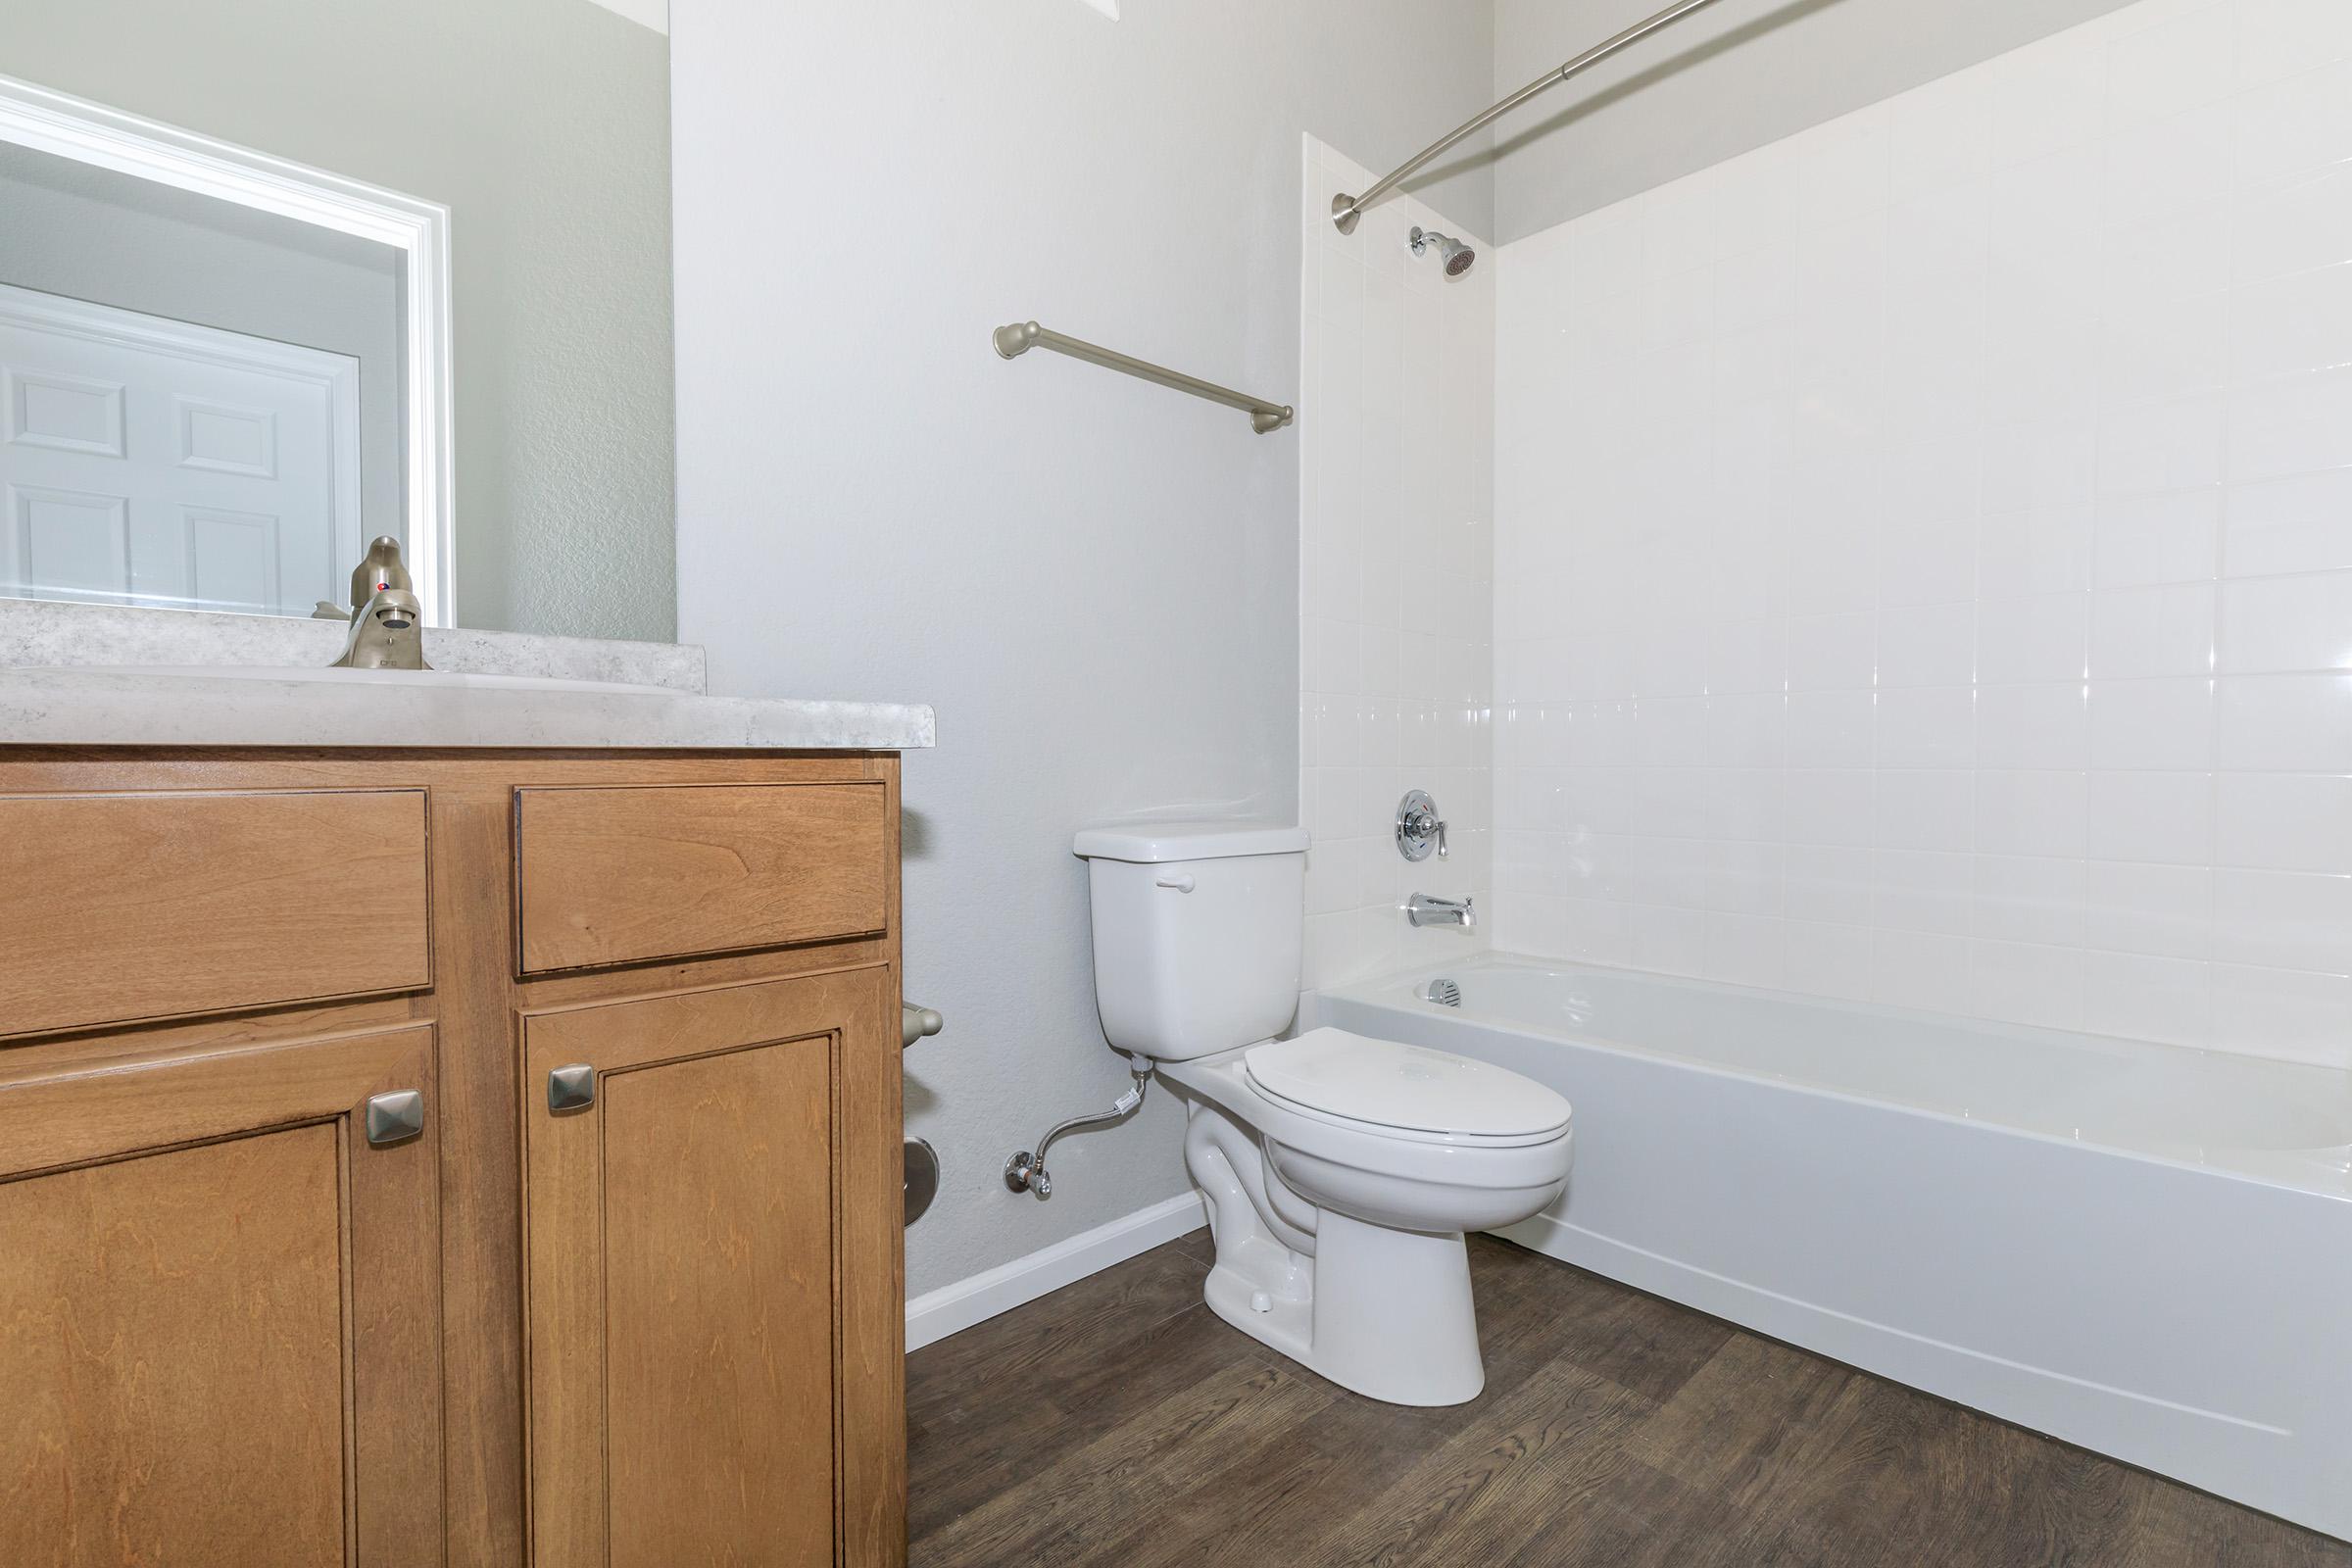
(1311, 954, 2352, 1540)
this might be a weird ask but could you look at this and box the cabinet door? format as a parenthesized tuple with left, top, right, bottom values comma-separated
(523, 966, 903, 1568)
(0, 1025, 442, 1567)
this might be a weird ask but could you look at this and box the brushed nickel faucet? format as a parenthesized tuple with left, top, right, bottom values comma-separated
(326, 537, 430, 670)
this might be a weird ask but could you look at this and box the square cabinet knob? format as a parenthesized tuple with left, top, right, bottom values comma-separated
(365, 1089, 425, 1148)
(547, 1063, 597, 1113)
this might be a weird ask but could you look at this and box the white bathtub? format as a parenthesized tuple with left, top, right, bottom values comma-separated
(1311, 954, 2352, 1539)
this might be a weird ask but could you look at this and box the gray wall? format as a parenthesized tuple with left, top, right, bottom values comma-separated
(673, 0, 1494, 1297)
(1491, 0, 2144, 242)
(1, 0, 676, 639)
(0, 142, 406, 547)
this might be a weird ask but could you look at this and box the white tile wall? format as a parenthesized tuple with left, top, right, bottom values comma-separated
(1299, 135, 1494, 989)
(1491, 0, 2352, 1066)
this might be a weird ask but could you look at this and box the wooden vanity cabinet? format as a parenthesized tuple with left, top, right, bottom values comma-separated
(0, 750, 907, 1568)
(0, 1022, 444, 1568)
(522, 966, 901, 1568)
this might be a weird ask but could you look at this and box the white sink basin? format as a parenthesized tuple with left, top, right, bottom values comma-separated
(59, 664, 681, 697)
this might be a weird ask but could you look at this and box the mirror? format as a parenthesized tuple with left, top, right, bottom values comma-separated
(0, 1, 673, 639)
(0, 117, 430, 621)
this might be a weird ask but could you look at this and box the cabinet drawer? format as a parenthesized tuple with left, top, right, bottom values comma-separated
(0, 790, 431, 1038)
(514, 782, 888, 974)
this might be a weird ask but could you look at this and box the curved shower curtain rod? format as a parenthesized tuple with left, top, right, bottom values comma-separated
(1331, 0, 1734, 234)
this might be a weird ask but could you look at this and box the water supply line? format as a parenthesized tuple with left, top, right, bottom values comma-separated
(1004, 1062, 1152, 1199)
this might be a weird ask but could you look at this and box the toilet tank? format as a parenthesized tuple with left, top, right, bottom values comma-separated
(1072, 820, 1309, 1062)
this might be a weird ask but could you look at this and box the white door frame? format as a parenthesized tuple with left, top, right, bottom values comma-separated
(0, 73, 456, 624)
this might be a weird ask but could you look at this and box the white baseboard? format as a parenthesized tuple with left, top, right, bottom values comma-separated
(905, 1191, 1208, 1352)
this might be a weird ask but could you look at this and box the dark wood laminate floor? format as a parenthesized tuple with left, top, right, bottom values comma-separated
(907, 1231, 2350, 1567)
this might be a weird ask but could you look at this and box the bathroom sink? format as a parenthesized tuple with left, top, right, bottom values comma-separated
(59, 664, 681, 697)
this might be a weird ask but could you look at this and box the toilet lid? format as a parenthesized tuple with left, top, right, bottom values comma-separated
(1244, 1028, 1572, 1141)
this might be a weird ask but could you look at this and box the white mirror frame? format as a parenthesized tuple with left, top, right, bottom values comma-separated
(0, 73, 456, 624)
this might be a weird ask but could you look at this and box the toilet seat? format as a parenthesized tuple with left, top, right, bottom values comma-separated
(1243, 1027, 1572, 1148)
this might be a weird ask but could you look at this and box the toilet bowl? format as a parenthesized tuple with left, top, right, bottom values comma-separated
(1163, 1030, 1571, 1405)
(1073, 819, 1574, 1407)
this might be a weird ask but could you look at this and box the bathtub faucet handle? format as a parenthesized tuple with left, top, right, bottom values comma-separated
(1396, 789, 1449, 861)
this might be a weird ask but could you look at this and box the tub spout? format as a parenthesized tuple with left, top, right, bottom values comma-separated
(1407, 893, 1475, 930)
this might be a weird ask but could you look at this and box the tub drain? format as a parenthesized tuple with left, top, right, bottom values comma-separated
(1424, 977, 1461, 1007)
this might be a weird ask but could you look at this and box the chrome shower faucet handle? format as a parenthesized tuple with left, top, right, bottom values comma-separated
(1396, 789, 1447, 862)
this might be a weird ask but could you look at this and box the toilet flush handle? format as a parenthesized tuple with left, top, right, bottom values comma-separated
(1155, 872, 1195, 893)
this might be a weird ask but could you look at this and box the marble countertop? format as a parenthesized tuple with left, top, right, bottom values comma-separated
(0, 601, 934, 752)
(0, 597, 711, 691)
(0, 667, 934, 750)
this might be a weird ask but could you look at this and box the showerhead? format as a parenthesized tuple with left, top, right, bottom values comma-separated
(1409, 225, 1475, 277)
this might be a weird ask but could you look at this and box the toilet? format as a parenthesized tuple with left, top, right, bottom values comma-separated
(1074, 820, 1574, 1407)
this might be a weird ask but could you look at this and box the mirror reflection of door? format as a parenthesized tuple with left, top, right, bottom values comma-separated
(2, 284, 362, 612)
(0, 139, 402, 616)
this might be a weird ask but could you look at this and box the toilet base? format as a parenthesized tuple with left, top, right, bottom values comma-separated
(1200, 1208, 1486, 1406)
(1178, 1078, 1506, 1407)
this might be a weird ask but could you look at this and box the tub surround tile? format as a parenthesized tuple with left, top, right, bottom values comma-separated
(2083, 862, 2214, 960)
(1871, 928, 1973, 1015)
(1781, 919, 1877, 1001)
(1873, 849, 1976, 937)
(2211, 962, 2352, 1065)
(1489, 0, 2352, 1062)
(1976, 683, 2089, 770)
(2217, 673, 2352, 770)
(2213, 868, 2352, 972)
(1973, 855, 2087, 948)
(2094, 488, 2218, 588)
(2225, 468, 2352, 577)
(2087, 679, 2216, 771)
(1967, 938, 2086, 1033)
(2087, 770, 2215, 864)
(1787, 844, 1875, 925)
(2087, 583, 2214, 678)
(2080, 950, 2212, 1048)
(2214, 772, 2352, 872)
(1299, 134, 1494, 990)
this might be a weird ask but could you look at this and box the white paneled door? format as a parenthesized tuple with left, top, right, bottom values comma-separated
(0, 283, 362, 614)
